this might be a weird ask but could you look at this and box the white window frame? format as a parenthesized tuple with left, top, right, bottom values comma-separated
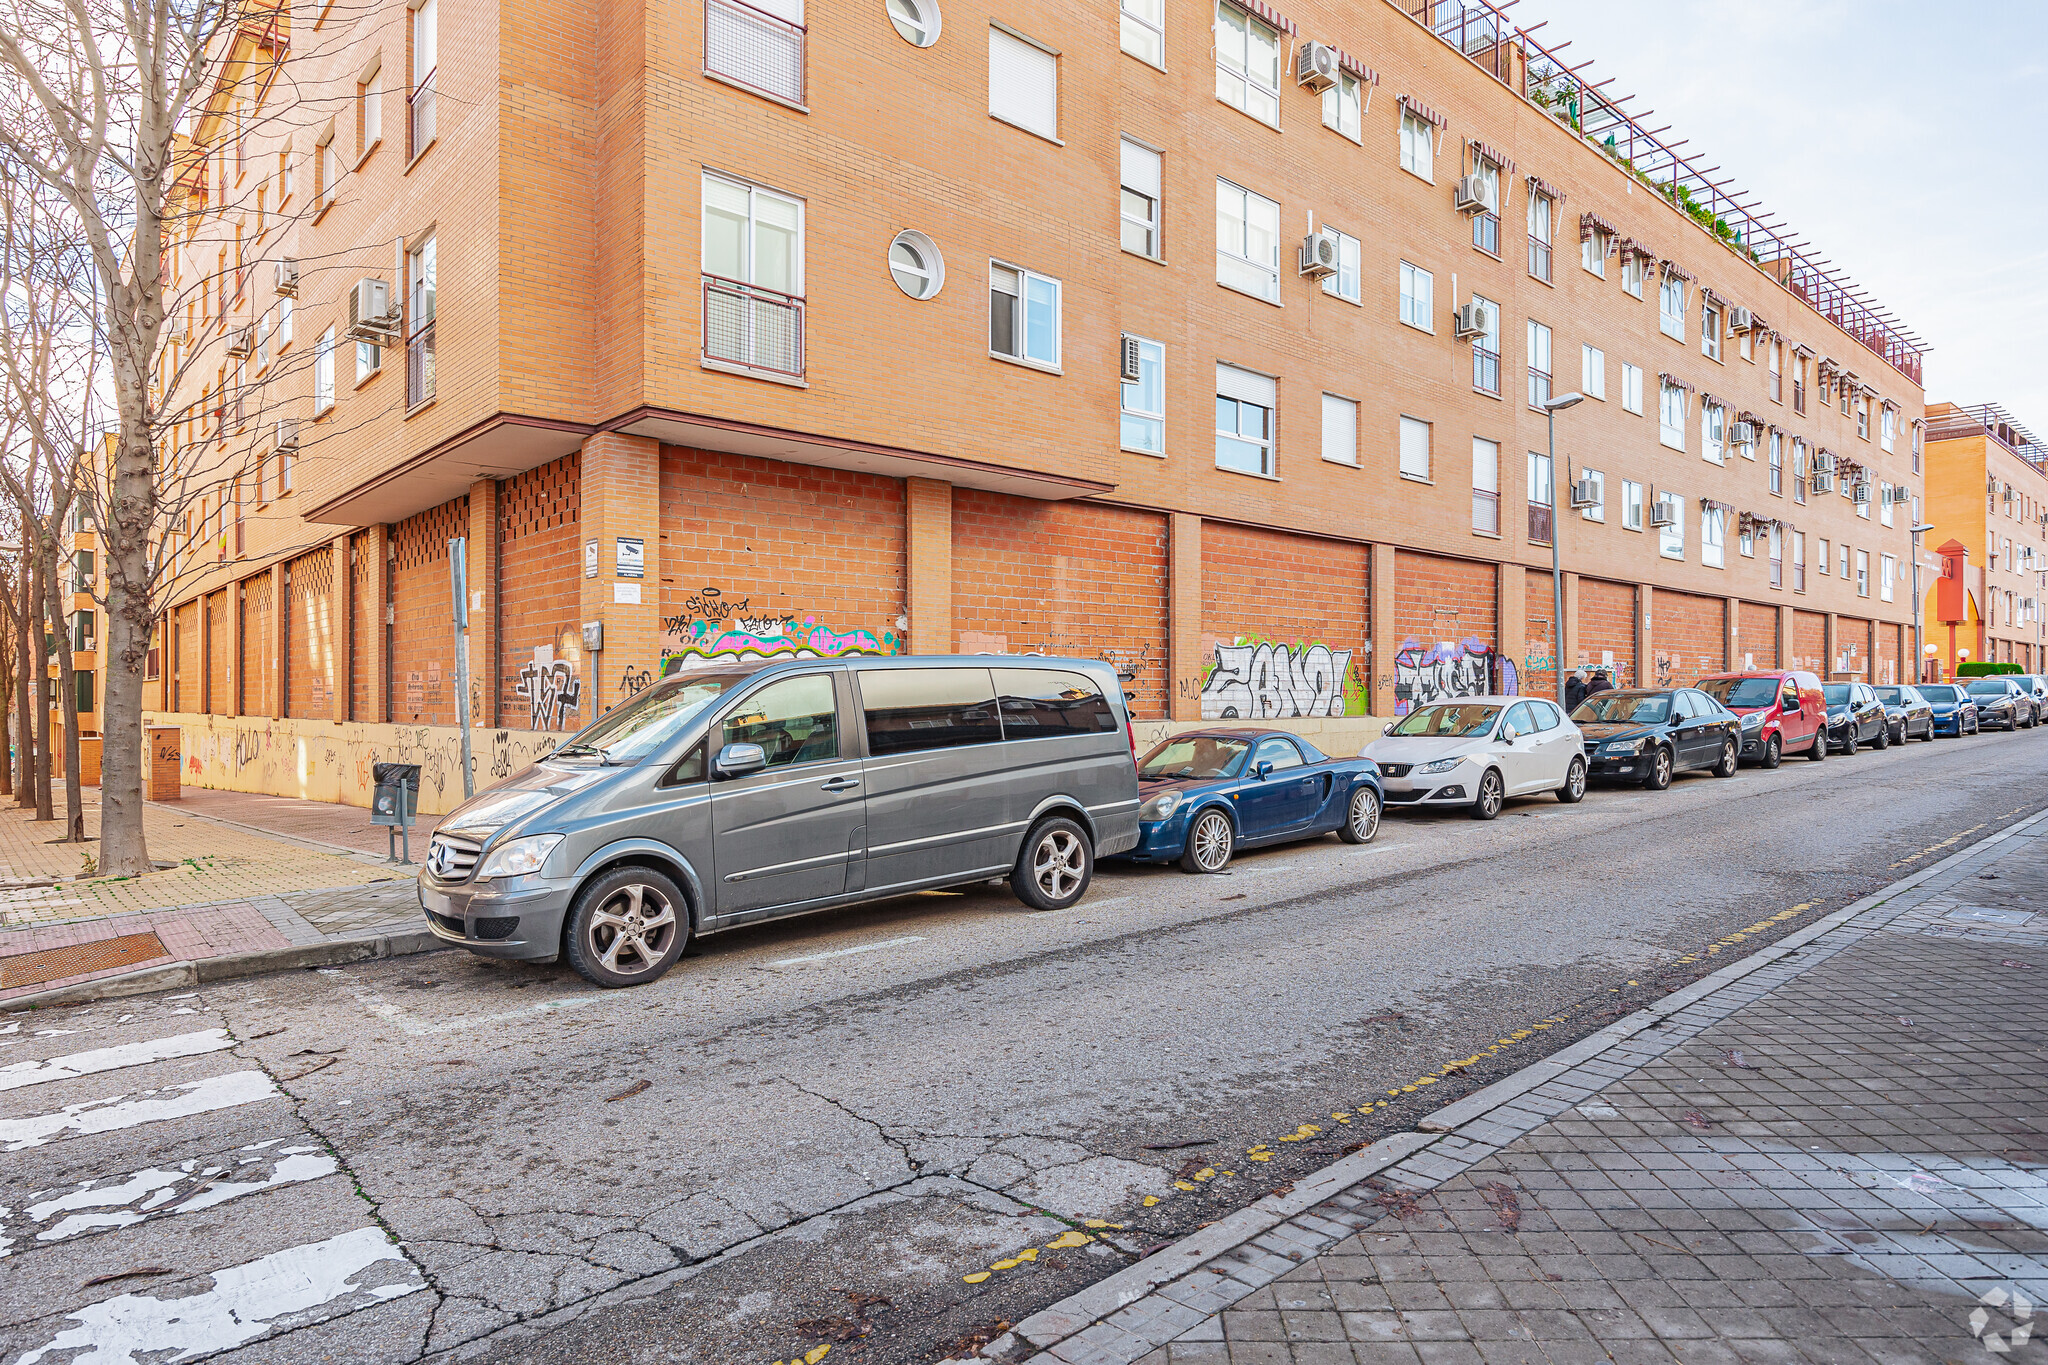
(1659, 276, 1686, 341)
(1702, 505, 1725, 568)
(1881, 552, 1896, 603)
(1216, 178, 1281, 304)
(1702, 402, 1725, 465)
(1881, 405, 1896, 452)
(1526, 319, 1552, 409)
(1880, 482, 1894, 528)
(1658, 491, 1685, 560)
(1216, 362, 1276, 477)
(1398, 261, 1433, 332)
(314, 327, 335, 413)
(989, 26, 1059, 142)
(1659, 380, 1687, 451)
(1581, 344, 1605, 401)
(1581, 226, 1608, 278)
(1119, 334, 1165, 456)
(1621, 362, 1643, 415)
(1622, 253, 1645, 298)
(1214, 1, 1280, 127)
(1119, 0, 1164, 67)
(989, 261, 1062, 370)
(1855, 548, 1869, 597)
(1818, 537, 1830, 576)
(1399, 109, 1434, 181)
(1119, 137, 1162, 259)
(1579, 468, 1605, 523)
(1322, 69, 1361, 142)
(1399, 414, 1431, 482)
(1622, 479, 1644, 532)
(1527, 191, 1552, 282)
(1321, 392, 1359, 467)
(1472, 436, 1499, 533)
(1701, 303, 1722, 361)
(1768, 430, 1783, 495)
(1321, 228, 1360, 304)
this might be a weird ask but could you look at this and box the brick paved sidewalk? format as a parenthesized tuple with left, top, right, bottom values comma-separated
(1002, 812, 2048, 1365)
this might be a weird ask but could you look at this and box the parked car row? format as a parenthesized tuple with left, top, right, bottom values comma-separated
(419, 654, 2048, 988)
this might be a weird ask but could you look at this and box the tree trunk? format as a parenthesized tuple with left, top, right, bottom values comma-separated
(30, 548, 52, 821)
(96, 423, 156, 875)
(45, 543, 84, 841)
(12, 557, 32, 809)
(0, 642, 12, 798)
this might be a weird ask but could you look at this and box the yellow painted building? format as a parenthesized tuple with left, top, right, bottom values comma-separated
(1921, 403, 2048, 675)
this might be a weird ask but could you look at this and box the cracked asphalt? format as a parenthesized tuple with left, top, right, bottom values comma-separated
(2, 724, 2045, 1365)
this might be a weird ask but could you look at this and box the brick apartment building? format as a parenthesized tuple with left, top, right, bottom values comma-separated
(142, 0, 1930, 810)
(1921, 403, 2047, 676)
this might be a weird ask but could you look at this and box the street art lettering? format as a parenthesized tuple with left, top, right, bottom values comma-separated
(660, 613, 899, 674)
(515, 658, 582, 730)
(680, 587, 748, 623)
(617, 666, 653, 699)
(1198, 640, 1360, 720)
(1393, 637, 1510, 714)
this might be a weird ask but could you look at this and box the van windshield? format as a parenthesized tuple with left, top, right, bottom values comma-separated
(1696, 677, 1780, 709)
(553, 668, 757, 764)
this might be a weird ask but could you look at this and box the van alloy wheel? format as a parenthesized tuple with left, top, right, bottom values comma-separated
(1184, 810, 1236, 872)
(1013, 816, 1095, 909)
(564, 866, 690, 988)
(1033, 830, 1085, 898)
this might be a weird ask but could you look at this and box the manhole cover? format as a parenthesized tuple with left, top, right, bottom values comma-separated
(1945, 907, 2036, 927)
(1, 931, 171, 989)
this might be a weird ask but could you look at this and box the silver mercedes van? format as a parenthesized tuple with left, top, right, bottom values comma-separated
(417, 655, 1141, 986)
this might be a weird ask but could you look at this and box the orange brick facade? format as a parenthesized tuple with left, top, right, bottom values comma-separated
(1576, 578, 1636, 683)
(1739, 602, 1780, 670)
(1652, 589, 1725, 688)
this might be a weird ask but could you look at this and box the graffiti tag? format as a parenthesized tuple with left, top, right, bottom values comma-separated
(515, 659, 582, 730)
(680, 587, 749, 623)
(1394, 637, 1511, 714)
(661, 613, 899, 673)
(1199, 641, 1356, 720)
(617, 666, 653, 699)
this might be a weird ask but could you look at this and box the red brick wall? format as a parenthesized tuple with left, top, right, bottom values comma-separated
(1652, 589, 1726, 687)
(1877, 621, 1904, 685)
(285, 547, 336, 717)
(240, 573, 273, 715)
(953, 494, 1170, 718)
(499, 454, 583, 727)
(207, 589, 231, 713)
(173, 600, 200, 713)
(1739, 602, 1779, 670)
(350, 533, 376, 721)
(1392, 551, 1500, 711)
(1523, 570, 1557, 702)
(658, 446, 905, 685)
(1836, 615, 1873, 677)
(1793, 610, 1827, 674)
(1577, 578, 1636, 684)
(389, 497, 468, 726)
(1194, 522, 1366, 720)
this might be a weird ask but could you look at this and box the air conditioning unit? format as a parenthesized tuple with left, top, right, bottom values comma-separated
(274, 418, 298, 453)
(1298, 229, 1340, 279)
(347, 277, 398, 345)
(1453, 300, 1489, 339)
(1728, 307, 1753, 332)
(1649, 497, 1678, 528)
(1294, 40, 1338, 92)
(1730, 421, 1757, 447)
(1886, 485, 1912, 506)
(1118, 334, 1142, 383)
(1569, 476, 1599, 509)
(1809, 471, 1835, 494)
(162, 315, 187, 343)
(1812, 452, 1837, 474)
(1454, 175, 1496, 215)
(225, 325, 253, 357)
(274, 258, 298, 297)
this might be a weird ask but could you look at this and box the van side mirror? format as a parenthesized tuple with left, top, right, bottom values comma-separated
(713, 741, 768, 780)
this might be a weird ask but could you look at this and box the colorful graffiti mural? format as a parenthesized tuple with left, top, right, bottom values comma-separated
(1393, 637, 1513, 714)
(659, 598, 900, 675)
(1197, 639, 1365, 720)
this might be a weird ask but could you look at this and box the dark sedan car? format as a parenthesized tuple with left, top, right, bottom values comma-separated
(1823, 682, 1888, 753)
(1872, 685, 1937, 744)
(1571, 687, 1741, 790)
(1128, 729, 1382, 873)
(1918, 683, 1980, 737)
(1964, 677, 2037, 731)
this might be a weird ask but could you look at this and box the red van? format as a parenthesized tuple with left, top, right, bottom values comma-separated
(1694, 670, 1828, 768)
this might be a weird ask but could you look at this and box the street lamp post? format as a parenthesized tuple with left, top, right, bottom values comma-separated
(1908, 522, 1934, 683)
(1541, 392, 1585, 708)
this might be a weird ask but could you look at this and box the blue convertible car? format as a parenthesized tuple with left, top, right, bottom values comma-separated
(1126, 729, 1383, 873)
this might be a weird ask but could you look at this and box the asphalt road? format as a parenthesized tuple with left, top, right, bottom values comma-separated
(4, 723, 2046, 1365)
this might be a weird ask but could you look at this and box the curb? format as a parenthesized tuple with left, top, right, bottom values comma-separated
(988, 803, 2048, 1364)
(0, 927, 446, 1012)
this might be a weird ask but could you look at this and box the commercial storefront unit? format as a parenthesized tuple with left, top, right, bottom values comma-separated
(1922, 403, 2048, 676)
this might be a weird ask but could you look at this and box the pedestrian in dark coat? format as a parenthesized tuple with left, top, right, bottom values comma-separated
(1564, 671, 1588, 712)
(1585, 669, 1614, 698)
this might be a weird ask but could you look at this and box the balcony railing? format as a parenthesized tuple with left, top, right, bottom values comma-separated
(407, 320, 436, 408)
(1472, 489, 1499, 535)
(1472, 345, 1500, 396)
(706, 0, 806, 105)
(703, 274, 805, 378)
(1527, 501, 1553, 545)
(1527, 236, 1550, 282)
(409, 68, 436, 159)
(1528, 365, 1551, 410)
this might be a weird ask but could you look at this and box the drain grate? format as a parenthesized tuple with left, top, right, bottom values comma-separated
(1, 931, 171, 989)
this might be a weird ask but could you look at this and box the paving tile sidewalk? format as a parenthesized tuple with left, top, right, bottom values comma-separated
(1006, 812, 2048, 1365)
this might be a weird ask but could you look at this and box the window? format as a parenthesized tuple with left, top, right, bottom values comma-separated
(989, 262, 1060, 368)
(1701, 302, 1721, 361)
(1527, 191, 1552, 282)
(1840, 383, 1851, 417)
(888, 230, 944, 299)
(317, 134, 338, 210)
(406, 235, 435, 407)
(1321, 393, 1357, 466)
(358, 64, 382, 152)
(1880, 482, 1894, 528)
(278, 295, 292, 347)
(1622, 252, 1646, 298)
(1817, 537, 1830, 575)
(1768, 342, 1782, 403)
(1793, 440, 1808, 504)
(314, 327, 335, 412)
(705, 0, 804, 106)
(1839, 542, 1850, 579)
(1702, 506, 1725, 568)
(1120, 336, 1164, 455)
(355, 333, 381, 383)
(279, 150, 293, 200)
(995, 668, 1113, 737)
(410, 0, 439, 152)
(1322, 69, 1361, 141)
(75, 669, 94, 715)
(1215, 364, 1275, 476)
(1472, 437, 1499, 533)
(859, 668, 1002, 755)
(1527, 450, 1553, 545)
(1579, 468, 1605, 522)
(1739, 326, 1752, 363)
(1768, 431, 1783, 495)
(1581, 345, 1605, 401)
(256, 312, 271, 369)
(1855, 549, 1869, 597)
(1659, 275, 1685, 340)
(1881, 406, 1896, 452)
(1793, 355, 1807, 413)
(1881, 553, 1896, 603)
(1912, 421, 1922, 473)
(70, 607, 95, 652)
(888, 0, 939, 46)
(1702, 402, 1725, 464)
(1582, 224, 1608, 278)
(1659, 380, 1686, 450)
(1399, 415, 1431, 481)
(1621, 363, 1642, 415)
(722, 672, 840, 765)
(1119, 0, 1162, 65)
(1216, 179, 1280, 303)
(1856, 394, 1870, 440)
(1214, 1, 1280, 126)
(1470, 153, 1501, 255)
(72, 549, 95, 591)
(1399, 109, 1433, 180)
(1622, 479, 1644, 531)
(1119, 138, 1161, 258)
(1471, 295, 1499, 395)
(1792, 532, 1805, 591)
(1398, 261, 1433, 331)
(1658, 492, 1684, 559)
(1526, 319, 1551, 409)
(1320, 229, 1360, 304)
(989, 27, 1057, 140)
(702, 172, 806, 377)
(1739, 522, 1755, 558)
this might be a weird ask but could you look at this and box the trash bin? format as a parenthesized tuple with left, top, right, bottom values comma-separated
(371, 762, 422, 862)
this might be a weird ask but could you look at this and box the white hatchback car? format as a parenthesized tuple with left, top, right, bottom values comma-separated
(1363, 695, 1587, 819)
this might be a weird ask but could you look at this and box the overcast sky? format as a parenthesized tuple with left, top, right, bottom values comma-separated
(1526, 0, 2048, 434)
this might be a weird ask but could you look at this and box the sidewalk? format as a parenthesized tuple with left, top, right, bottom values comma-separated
(999, 810, 2048, 1365)
(0, 786, 437, 1004)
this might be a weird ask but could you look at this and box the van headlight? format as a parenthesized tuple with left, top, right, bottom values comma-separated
(1139, 791, 1182, 821)
(1416, 757, 1461, 775)
(1740, 711, 1764, 731)
(476, 834, 566, 879)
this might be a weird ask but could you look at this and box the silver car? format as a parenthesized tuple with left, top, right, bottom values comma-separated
(1363, 695, 1587, 819)
(419, 656, 1141, 987)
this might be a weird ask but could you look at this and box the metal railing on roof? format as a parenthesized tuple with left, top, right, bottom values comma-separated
(1396, 0, 1926, 386)
(1928, 404, 2047, 471)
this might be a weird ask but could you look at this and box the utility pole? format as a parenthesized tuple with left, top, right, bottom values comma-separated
(1542, 392, 1585, 707)
(448, 538, 474, 800)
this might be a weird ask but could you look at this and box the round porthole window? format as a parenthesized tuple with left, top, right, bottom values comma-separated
(889, 231, 944, 300)
(886, 0, 940, 47)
